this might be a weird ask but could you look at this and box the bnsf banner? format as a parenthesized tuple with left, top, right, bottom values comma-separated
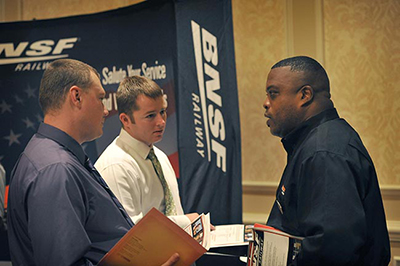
(191, 20, 226, 172)
(175, 0, 242, 224)
(0, 0, 241, 229)
(0, 1, 178, 181)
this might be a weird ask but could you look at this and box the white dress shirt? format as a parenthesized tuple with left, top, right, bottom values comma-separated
(95, 129, 190, 228)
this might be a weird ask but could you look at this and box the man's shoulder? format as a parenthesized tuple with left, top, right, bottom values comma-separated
(11, 136, 86, 189)
(316, 117, 356, 138)
(23, 134, 77, 170)
(95, 139, 139, 170)
(306, 118, 365, 155)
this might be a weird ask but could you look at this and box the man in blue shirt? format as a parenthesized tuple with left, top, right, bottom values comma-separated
(7, 59, 180, 266)
(263, 56, 391, 265)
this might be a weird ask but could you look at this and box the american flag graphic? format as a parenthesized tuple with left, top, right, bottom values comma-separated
(0, 77, 43, 185)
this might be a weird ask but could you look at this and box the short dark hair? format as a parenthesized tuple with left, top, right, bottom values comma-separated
(272, 56, 330, 95)
(116, 76, 163, 121)
(39, 59, 99, 114)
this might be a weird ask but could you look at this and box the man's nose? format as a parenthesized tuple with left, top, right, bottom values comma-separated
(263, 97, 270, 109)
(103, 106, 109, 117)
(157, 113, 166, 126)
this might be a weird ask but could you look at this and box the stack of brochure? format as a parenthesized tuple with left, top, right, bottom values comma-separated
(246, 224, 304, 266)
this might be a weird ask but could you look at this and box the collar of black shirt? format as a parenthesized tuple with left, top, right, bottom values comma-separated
(36, 122, 86, 166)
(281, 108, 339, 156)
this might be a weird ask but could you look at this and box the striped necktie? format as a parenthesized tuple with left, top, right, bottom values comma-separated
(147, 148, 177, 216)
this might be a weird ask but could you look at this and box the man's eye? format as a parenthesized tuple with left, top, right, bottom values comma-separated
(267, 91, 277, 98)
(146, 114, 156, 119)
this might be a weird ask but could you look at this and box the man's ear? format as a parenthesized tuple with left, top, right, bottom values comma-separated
(119, 113, 132, 128)
(299, 85, 314, 106)
(70, 86, 82, 107)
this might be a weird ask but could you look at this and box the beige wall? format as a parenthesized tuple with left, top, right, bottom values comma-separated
(1, 0, 399, 264)
(324, 0, 400, 185)
(232, 0, 400, 264)
(232, 0, 400, 185)
(232, 0, 288, 184)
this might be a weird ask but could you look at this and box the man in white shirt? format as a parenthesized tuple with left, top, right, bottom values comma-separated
(95, 76, 198, 228)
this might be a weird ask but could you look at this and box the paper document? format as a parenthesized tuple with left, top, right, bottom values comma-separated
(246, 224, 303, 266)
(210, 224, 253, 248)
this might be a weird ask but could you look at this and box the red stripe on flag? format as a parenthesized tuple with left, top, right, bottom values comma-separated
(4, 185, 9, 210)
(168, 152, 180, 178)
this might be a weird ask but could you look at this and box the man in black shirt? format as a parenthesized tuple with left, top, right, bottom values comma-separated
(263, 56, 390, 265)
(7, 59, 180, 266)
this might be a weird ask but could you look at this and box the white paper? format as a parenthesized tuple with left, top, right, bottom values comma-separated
(261, 232, 289, 266)
(210, 224, 248, 248)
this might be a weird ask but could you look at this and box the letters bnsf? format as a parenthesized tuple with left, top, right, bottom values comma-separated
(0, 37, 78, 58)
(192, 20, 226, 173)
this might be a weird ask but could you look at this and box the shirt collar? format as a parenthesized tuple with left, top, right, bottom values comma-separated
(37, 123, 87, 166)
(118, 128, 152, 160)
(281, 108, 339, 156)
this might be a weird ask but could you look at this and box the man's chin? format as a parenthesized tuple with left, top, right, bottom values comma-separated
(152, 134, 164, 144)
(269, 128, 282, 138)
(92, 130, 103, 141)
(95, 134, 103, 142)
(82, 133, 102, 144)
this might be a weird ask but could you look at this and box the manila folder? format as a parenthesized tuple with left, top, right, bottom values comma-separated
(98, 208, 206, 266)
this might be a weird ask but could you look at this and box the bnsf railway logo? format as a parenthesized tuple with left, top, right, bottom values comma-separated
(191, 21, 226, 173)
(0, 37, 78, 65)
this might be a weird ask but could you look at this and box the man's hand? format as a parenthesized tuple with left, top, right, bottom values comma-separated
(185, 213, 199, 222)
(161, 253, 180, 266)
(185, 213, 215, 230)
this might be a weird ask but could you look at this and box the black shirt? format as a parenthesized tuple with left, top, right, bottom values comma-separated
(267, 108, 391, 265)
(8, 123, 132, 266)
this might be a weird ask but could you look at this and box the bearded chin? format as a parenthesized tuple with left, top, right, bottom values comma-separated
(270, 126, 282, 138)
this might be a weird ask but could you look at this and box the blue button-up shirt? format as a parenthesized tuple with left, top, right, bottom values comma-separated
(8, 123, 132, 266)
